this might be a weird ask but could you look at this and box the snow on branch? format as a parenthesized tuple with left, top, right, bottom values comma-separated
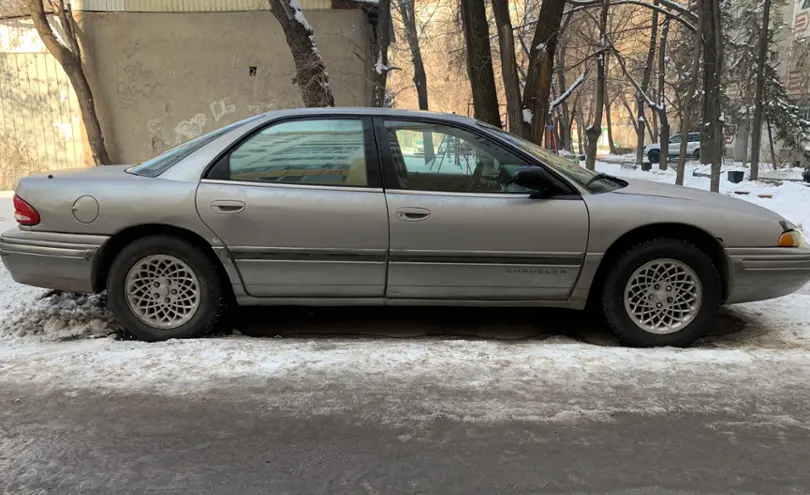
(611, 48, 665, 112)
(550, 73, 587, 112)
(562, 0, 697, 32)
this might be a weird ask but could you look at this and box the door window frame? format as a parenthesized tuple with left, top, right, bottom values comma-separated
(202, 115, 384, 190)
(372, 116, 580, 197)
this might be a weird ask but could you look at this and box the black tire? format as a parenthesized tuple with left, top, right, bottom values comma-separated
(107, 236, 226, 342)
(648, 150, 660, 164)
(693, 148, 701, 160)
(601, 239, 722, 347)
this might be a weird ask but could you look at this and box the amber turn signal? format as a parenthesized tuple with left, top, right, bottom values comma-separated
(778, 230, 803, 247)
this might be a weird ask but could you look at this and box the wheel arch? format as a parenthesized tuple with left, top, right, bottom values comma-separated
(586, 223, 729, 307)
(92, 224, 234, 300)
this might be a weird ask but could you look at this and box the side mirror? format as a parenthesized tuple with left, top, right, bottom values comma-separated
(512, 167, 553, 198)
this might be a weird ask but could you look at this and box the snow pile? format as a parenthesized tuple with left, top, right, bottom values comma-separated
(0, 290, 118, 341)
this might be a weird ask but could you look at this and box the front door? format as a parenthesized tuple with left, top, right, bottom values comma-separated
(196, 117, 388, 298)
(376, 118, 589, 301)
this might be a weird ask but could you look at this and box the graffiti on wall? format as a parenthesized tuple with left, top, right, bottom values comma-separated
(148, 96, 240, 153)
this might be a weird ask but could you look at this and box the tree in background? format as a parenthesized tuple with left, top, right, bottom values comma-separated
(395, 0, 429, 111)
(492, 0, 523, 133)
(748, 0, 773, 180)
(460, 0, 501, 126)
(763, 63, 810, 164)
(675, 3, 702, 186)
(371, 0, 394, 107)
(268, 0, 335, 107)
(700, 0, 723, 192)
(24, 0, 110, 165)
(520, 0, 568, 143)
(584, 0, 609, 170)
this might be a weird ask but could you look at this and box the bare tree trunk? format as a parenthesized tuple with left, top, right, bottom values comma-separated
(555, 11, 575, 150)
(575, 103, 585, 155)
(567, 97, 579, 152)
(701, 0, 723, 192)
(767, 115, 777, 169)
(461, 0, 501, 127)
(604, 53, 617, 155)
(585, 0, 609, 171)
(748, 0, 772, 181)
(371, 0, 393, 107)
(636, 8, 659, 166)
(742, 112, 751, 167)
(644, 116, 655, 143)
(397, 0, 433, 161)
(26, 0, 110, 165)
(521, 0, 567, 143)
(269, 0, 334, 107)
(397, 0, 429, 111)
(619, 92, 639, 137)
(657, 20, 670, 170)
(492, 0, 522, 133)
(676, 5, 702, 186)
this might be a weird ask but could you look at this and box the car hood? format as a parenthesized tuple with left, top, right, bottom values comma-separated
(610, 178, 784, 221)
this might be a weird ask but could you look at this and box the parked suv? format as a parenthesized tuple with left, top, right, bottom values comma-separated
(644, 132, 700, 163)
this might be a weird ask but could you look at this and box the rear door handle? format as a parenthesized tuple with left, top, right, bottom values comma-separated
(211, 200, 246, 214)
(396, 207, 431, 222)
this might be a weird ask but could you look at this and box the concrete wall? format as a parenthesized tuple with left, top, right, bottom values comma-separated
(78, 10, 374, 163)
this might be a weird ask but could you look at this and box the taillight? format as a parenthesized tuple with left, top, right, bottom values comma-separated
(13, 194, 40, 226)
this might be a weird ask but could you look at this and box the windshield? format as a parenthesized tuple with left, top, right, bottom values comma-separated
(127, 117, 259, 177)
(479, 122, 625, 193)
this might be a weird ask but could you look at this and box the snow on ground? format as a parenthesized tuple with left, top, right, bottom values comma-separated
(0, 170, 809, 426)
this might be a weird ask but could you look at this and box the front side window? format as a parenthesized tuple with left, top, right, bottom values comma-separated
(227, 119, 368, 186)
(669, 135, 681, 144)
(384, 120, 536, 194)
(479, 122, 623, 193)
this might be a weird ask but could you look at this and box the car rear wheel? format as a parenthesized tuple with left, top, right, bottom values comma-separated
(647, 150, 660, 164)
(693, 148, 701, 160)
(107, 236, 225, 341)
(600, 239, 721, 347)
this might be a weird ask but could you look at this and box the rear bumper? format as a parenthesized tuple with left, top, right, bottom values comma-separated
(725, 247, 810, 304)
(0, 228, 109, 293)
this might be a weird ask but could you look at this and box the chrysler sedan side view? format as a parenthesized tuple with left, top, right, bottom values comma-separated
(2, 108, 809, 346)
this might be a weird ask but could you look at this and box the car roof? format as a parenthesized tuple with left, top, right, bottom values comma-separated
(256, 107, 480, 125)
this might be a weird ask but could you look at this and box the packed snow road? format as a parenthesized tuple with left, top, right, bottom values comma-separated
(2, 164, 810, 494)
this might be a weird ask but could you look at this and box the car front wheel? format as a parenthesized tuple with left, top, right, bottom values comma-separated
(107, 236, 225, 341)
(601, 239, 721, 347)
(647, 150, 660, 164)
(693, 148, 701, 160)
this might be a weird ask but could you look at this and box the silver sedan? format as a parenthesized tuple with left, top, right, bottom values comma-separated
(2, 108, 809, 346)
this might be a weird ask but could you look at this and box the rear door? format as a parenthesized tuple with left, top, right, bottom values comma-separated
(375, 118, 589, 301)
(196, 117, 389, 299)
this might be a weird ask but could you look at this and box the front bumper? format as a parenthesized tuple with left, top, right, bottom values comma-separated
(0, 228, 109, 293)
(725, 247, 810, 304)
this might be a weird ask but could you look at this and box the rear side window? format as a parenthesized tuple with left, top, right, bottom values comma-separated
(224, 119, 369, 187)
(128, 118, 259, 177)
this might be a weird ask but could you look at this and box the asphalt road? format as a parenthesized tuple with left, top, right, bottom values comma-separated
(2, 384, 810, 495)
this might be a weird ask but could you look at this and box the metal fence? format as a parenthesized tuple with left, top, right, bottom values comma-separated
(0, 52, 84, 190)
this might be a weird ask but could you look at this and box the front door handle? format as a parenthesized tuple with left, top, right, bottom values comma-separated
(396, 207, 431, 222)
(211, 200, 246, 214)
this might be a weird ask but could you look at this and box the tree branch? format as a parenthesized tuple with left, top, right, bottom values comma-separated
(25, 0, 72, 65)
